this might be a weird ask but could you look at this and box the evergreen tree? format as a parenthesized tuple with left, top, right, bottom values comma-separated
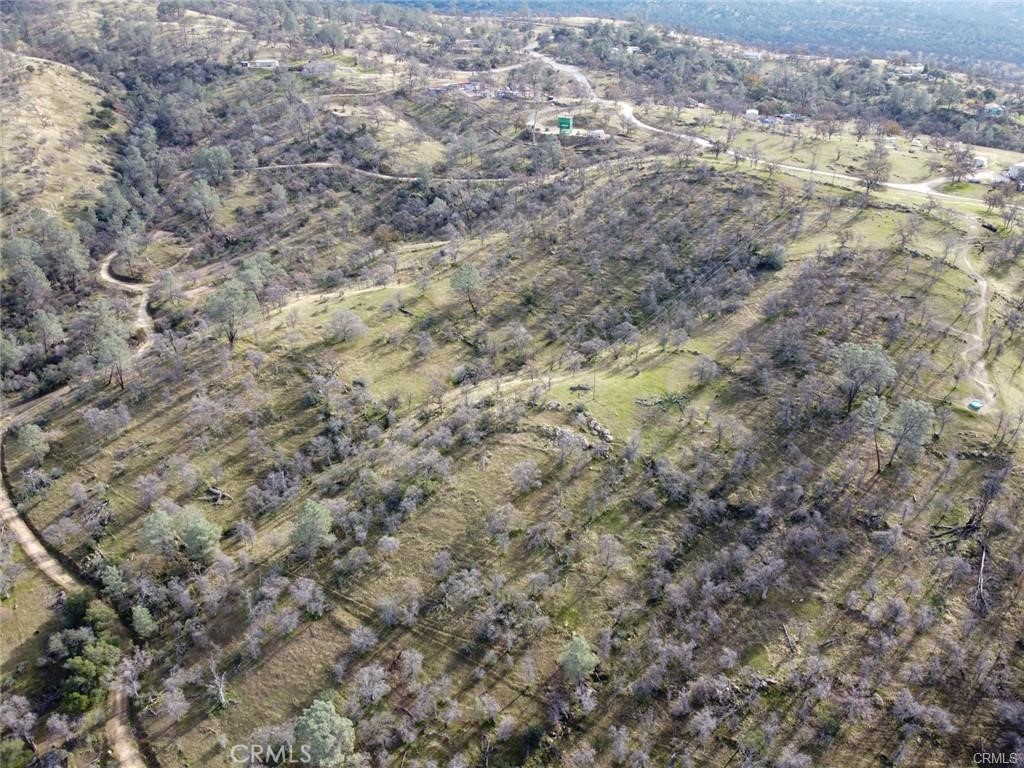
(291, 500, 336, 560)
(293, 698, 354, 767)
(560, 635, 599, 685)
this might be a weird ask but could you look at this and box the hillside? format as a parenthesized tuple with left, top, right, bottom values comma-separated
(396, 0, 1024, 71)
(0, 50, 120, 215)
(1, 3, 1023, 768)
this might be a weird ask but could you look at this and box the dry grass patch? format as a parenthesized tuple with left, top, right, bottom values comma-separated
(0, 51, 118, 217)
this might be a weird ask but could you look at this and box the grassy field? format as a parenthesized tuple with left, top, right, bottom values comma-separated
(639, 103, 1024, 185)
(0, 550, 59, 696)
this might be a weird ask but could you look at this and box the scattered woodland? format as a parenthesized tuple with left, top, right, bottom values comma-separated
(1, 2, 1023, 768)
(403, 0, 1024, 72)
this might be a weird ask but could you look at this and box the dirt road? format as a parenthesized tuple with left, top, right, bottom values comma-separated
(528, 52, 1005, 209)
(958, 226, 998, 408)
(106, 687, 146, 768)
(0, 251, 154, 768)
(98, 252, 156, 357)
(0, 487, 76, 591)
(248, 161, 512, 183)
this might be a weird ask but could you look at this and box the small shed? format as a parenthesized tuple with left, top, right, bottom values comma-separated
(745, 108, 759, 119)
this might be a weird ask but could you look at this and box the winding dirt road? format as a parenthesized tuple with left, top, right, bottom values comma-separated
(1, 252, 153, 768)
(250, 50, 1005, 213)
(98, 252, 156, 357)
(958, 226, 998, 408)
(528, 52, 1009, 209)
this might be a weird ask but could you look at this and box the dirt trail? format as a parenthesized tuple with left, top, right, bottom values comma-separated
(243, 49, 1024, 214)
(0, 489, 77, 591)
(0, 252, 154, 768)
(106, 687, 146, 768)
(1, 250, 400, 601)
(271, 279, 414, 316)
(248, 160, 513, 183)
(530, 51, 595, 99)
(98, 252, 156, 357)
(958, 225, 998, 408)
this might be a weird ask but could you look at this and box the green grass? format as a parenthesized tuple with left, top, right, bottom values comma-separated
(0, 553, 61, 698)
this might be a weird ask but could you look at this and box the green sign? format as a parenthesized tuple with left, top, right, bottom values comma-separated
(558, 116, 573, 133)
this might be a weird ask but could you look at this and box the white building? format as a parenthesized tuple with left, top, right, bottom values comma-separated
(242, 59, 280, 69)
(745, 108, 759, 119)
(891, 63, 924, 76)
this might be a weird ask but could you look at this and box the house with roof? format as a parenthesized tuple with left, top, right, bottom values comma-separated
(889, 62, 925, 80)
(242, 59, 280, 69)
(983, 102, 1005, 117)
